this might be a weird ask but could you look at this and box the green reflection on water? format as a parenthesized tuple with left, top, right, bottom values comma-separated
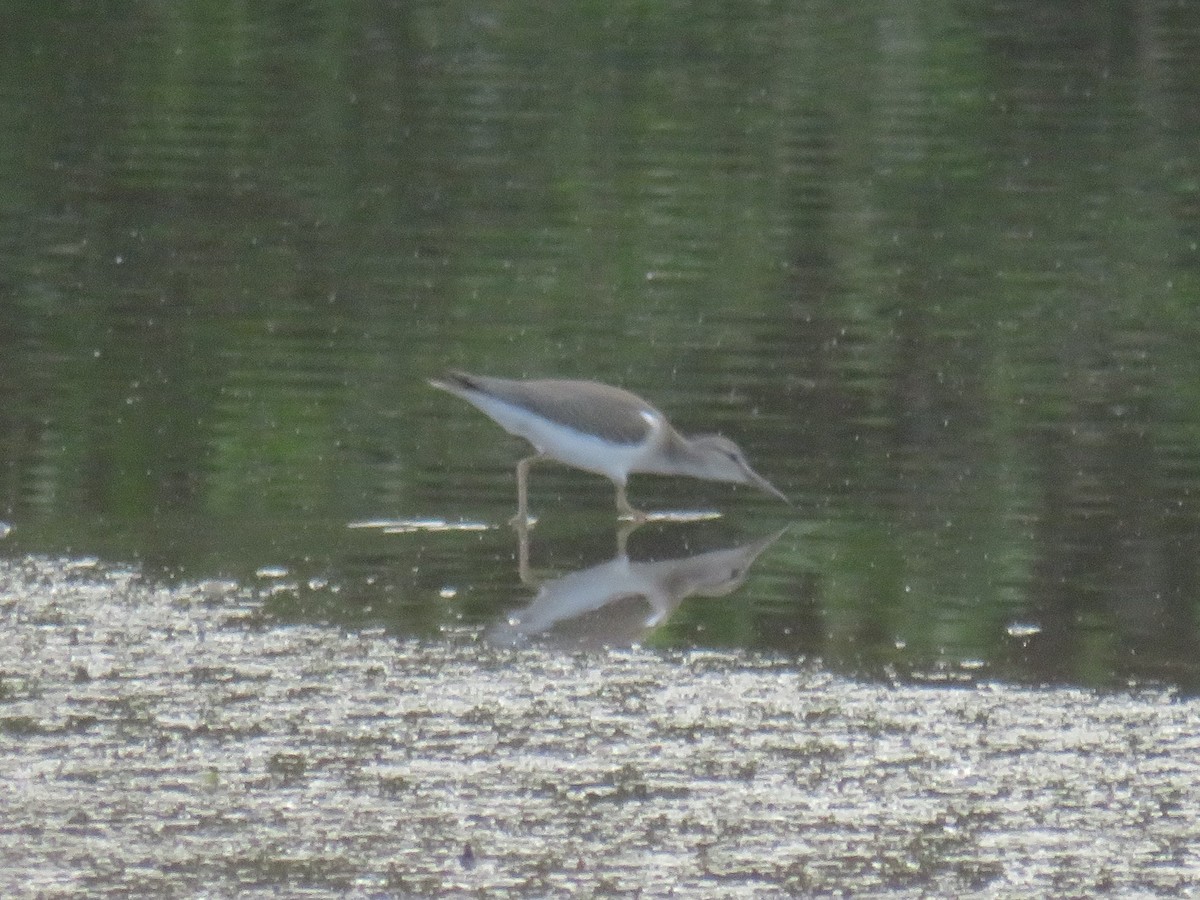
(1, 2, 1200, 688)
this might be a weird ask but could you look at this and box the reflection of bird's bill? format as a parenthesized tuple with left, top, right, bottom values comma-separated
(690, 526, 790, 597)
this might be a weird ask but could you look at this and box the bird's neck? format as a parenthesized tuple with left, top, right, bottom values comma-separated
(644, 430, 708, 477)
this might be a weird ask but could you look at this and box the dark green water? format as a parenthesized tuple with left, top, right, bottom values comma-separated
(4, 3, 1200, 688)
(3, 5, 1200, 893)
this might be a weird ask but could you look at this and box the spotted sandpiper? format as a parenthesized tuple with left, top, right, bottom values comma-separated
(428, 371, 788, 521)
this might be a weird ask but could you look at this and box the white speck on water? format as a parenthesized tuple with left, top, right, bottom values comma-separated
(1007, 622, 1043, 638)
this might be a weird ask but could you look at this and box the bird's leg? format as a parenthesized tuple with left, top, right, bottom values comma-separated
(615, 517, 645, 557)
(515, 516, 536, 586)
(614, 480, 647, 523)
(510, 454, 542, 527)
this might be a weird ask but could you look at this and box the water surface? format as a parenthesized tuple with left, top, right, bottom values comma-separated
(2, 4, 1200, 894)
(3, 0, 1197, 684)
(3, 557, 1198, 897)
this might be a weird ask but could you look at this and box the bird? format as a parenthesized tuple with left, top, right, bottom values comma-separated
(428, 370, 788, 522)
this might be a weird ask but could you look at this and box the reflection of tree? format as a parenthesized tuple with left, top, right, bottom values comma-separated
(1, 2, 1199, 685)
(1025, 357, 1199, 687)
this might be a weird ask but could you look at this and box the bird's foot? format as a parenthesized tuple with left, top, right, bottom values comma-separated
(508, 511, 537, 529)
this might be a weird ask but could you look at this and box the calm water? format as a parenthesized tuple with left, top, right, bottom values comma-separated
(2, 3, 1200, 894)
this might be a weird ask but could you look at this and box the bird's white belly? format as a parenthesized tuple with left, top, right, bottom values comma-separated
(467, 394, 654, 482)
(534, 425, 651, 481)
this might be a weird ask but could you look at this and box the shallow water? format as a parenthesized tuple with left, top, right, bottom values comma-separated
(2, 2, 1200, 688)
(3, 4, 1200, 895)
(3, 558, 1198, 897)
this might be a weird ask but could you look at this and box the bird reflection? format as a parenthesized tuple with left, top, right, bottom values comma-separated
(488, 526, 786, 648)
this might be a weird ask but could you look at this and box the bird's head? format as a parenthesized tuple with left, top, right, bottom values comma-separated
(687, 434, 790, 504)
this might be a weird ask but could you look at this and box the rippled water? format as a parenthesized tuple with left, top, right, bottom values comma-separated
(3, 4, 1200, 894)
(3, 558, 1199, 897)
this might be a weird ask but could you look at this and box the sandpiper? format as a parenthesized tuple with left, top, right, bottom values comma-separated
(428, 371, 788, 521)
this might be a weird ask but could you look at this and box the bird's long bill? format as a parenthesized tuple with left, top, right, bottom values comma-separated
(745, 467, 791, 505)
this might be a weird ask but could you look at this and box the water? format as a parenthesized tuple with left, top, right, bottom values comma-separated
(2, 3, 1200, 894)
(3, 557, 1198, 897)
